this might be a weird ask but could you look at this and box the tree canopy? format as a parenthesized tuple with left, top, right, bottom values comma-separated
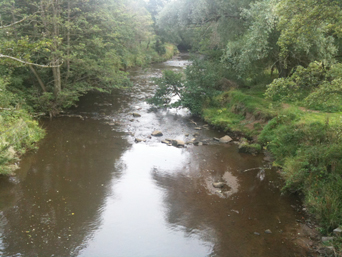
(155, 0, 342, 110)
(0, 0, 171, 115)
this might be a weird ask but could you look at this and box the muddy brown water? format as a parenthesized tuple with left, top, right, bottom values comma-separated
(0, 54, 313, 257)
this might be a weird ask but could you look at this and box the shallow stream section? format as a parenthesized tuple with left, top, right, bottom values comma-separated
(0, 54, 314, 256)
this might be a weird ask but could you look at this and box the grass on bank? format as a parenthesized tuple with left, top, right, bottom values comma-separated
(202, 85, 342, 235)
(0, 78, 45, 175)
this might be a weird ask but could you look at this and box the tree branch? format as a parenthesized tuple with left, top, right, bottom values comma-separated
(0, 16, 28, 30)
(0, 54, 62, 68)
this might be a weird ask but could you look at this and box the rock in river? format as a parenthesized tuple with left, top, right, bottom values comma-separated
(219, 135, 233, 143)
(151, 130, 163, 137)
(132, 113, 141, 117)
(172, 140, 185, 147)
(135, 138, 146, 143)
(213, 182, 225, 188)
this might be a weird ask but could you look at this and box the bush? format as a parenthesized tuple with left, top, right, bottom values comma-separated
(265, 62, 342, 112)
(0, 78, 44, 175)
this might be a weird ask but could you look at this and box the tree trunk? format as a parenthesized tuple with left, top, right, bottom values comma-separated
(277, 62, 290, 78)
(52, 0, 61, 97)
(66, 0, 71, 82)
(29, 65, 47, 92)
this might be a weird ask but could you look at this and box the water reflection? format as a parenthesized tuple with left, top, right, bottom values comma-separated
(0, 119, 129, 256)
(152, 145, 309, 256)
(78, 143, 213, 257)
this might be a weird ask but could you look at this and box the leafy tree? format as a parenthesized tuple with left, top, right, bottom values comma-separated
(0, 0, 158, 115)
(148, 59, 221, 114)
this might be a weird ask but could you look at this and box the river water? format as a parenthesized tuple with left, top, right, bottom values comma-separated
(0, 54, 314, 256)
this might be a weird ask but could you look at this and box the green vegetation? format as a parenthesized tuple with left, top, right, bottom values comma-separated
(149, 0, 342, 241)
(0, 0, 177, 174)
(0, 77, 44, 175)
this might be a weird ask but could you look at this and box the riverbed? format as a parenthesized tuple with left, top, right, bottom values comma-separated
(0, 54, 314, 256)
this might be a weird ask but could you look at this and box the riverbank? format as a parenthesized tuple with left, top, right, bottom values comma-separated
(0, 78, 45, 175)
(0, 43, 178, 175)
(202, 86, 342, 254)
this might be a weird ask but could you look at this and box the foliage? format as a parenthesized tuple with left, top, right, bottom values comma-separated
(148, 59, 221, 115)
(224, 0, 280, 77)
(156, 0, 251, 52)
(259, 110, 342, 229)
(276, 0, 342, 67)
(266, 62, 342, 112)
(0, 77, 44, 175)
(0, 0, 172, 115)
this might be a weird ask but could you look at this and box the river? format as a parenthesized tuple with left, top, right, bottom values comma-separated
(0, 54, 314, 256)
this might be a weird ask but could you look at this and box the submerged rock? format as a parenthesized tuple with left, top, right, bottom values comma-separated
(265, 229, 272, 234)
(219, 135, 232, 143)
(151, 131, 163, 137)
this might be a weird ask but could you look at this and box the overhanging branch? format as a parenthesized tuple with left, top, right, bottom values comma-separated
(0, 17, 28, 30)
(0, 54, 63, 68)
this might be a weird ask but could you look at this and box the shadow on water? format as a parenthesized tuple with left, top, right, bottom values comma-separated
(0, 53, 313, 256)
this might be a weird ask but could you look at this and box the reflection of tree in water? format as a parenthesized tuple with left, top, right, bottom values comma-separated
(152, 145, 311, 257)
(0, 118, 129, 257)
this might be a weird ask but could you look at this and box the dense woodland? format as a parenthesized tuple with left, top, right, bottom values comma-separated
(1, 0, 342, 248)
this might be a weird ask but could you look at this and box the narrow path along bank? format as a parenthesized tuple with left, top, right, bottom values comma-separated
(0, 54, 318, 256)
